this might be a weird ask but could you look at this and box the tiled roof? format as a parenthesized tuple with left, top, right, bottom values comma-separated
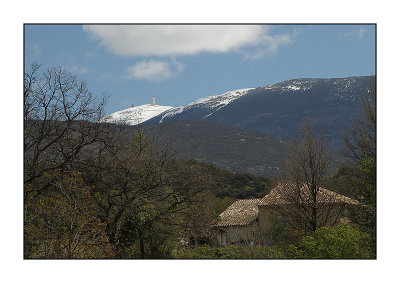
(260, 183, 359, 206)
(215, 183, 358, 228)
(215, 199, 262, 227)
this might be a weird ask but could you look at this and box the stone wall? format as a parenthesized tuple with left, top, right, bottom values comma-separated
(215, 222, 260, 246)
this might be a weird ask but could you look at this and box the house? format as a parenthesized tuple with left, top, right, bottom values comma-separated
(213, 199, 262, 246)
(213, 183, 359, 247)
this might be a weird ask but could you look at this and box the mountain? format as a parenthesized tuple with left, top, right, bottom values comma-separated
(155, 88, 255, 123)
(146, 76, 372, 150)
(140, 120, 288, 178)
(101, 104, 173, 125)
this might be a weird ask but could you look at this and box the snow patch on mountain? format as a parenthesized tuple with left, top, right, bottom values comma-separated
(101, 104, 173, 125)
(325, 77, 364, 102)
(262, 77, 365, 103)
(159, 88, 254, 122)
(264, 79, 318, 93)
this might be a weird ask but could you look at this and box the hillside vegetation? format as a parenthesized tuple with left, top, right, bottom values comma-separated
(140, 120, 288, 178)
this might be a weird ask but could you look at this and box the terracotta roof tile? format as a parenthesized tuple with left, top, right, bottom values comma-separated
(260, 183, 359, 206)
(215, 199, 261, 227)
(215, 183, 358, 228)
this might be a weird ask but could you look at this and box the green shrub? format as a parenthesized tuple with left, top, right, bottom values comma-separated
(176, 245, 284, 259)
(263, 211, 301, 247)
(289, 224, 373, 259)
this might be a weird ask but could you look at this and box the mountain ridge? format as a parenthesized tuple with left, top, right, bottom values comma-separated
(145, 75, 372, 150)
(101, 76, 373, 151)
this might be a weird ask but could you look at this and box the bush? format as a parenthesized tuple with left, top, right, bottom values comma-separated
(289, 224, 373, 259)
(263, 211, 302, 247)
(176, 245, 284, 259)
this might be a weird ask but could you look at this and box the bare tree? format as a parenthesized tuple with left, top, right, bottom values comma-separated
(24, 63, 109, 196)
(277, 121, 334, 232)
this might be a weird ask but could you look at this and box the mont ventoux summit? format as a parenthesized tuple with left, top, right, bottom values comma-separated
(101, 76, 372, 178)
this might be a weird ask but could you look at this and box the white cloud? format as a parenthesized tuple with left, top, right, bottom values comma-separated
(126, 60, 184, 82)
(245, 33, 294, 60)
(83, 25, 293, 57)
(264, 33, 293, 53)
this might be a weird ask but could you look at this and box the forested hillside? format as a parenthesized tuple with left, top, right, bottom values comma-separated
(139, 120, 287, 178)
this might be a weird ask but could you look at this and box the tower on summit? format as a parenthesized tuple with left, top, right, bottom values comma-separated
(152, 96, 156, 106)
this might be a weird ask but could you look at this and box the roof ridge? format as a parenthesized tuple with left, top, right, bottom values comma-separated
(260, 183, 359, 206)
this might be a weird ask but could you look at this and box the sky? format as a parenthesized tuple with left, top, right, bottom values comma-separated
(24, 24, 376, 116)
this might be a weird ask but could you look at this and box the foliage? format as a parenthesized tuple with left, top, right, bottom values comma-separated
(117, 190, 217, 258)
(347, 155, 376, 256)
(214, 196, 235, 215)
(118, 214, 179, 259)
(176, 245, 284, 259)
(341, 78, 376, 256)
(263, 211, 302, 248)
(86, 137, 218, 258)
(288, 224, 373, 259)
(24, 171, 113, 259)
(174, 160, 273, 200)
(216, 172, 273, 199)
(190, 161, 273, 200)
(358, 155, 376, 205)
(323, 164, 362, 198)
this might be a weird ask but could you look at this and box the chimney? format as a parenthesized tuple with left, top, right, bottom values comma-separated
(152, 96, 156, 106)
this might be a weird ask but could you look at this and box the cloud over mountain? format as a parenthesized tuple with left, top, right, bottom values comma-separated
(83, 25, 293, 57)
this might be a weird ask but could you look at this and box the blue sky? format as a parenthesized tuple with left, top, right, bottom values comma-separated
(24, 24, 375, 115)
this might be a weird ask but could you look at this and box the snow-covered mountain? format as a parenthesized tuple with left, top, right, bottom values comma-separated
(158, 88, 254, 122)
(145, 76, 373, 151)
(147, 77, 371, 126)
(101, 104, 173, 125)
(101, 88, 254, 126)
(102, 76, 373, 151)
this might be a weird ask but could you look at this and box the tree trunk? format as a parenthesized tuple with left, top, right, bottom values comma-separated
(312, 205, 317, 232)
(312, 185, 318, 232)
(138, 230, 145, 259)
